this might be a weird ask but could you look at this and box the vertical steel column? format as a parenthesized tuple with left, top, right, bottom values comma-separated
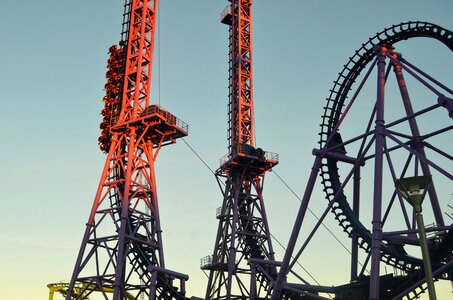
(113, 128, 137, 300)
(226, 175, 241, 299)
(149, 271, 158, 300)
(204, 179, 231, 299)
(393, 61, 444, 226)
(351, 167, 360, 282)
(369, 46, 387, 300)
(146, 138, 165, 268)
(414, 203, 437, 300)
(255, 178, 276, 260)
(250, 262, 257, 299)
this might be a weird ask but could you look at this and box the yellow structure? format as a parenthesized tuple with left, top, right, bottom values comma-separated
(47, 282, 136, 300)
(47, 282, 89, 300)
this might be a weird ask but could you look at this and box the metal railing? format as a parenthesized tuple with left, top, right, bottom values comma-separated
(264, 151, 279, 162)
(216, 206, 226, 219)
(218, 146, 279, 166)
(219, 153, 231, 166)
(220, 5, 232, 23)
(200, 255, 237, 269)
(141, 104, 189, 133)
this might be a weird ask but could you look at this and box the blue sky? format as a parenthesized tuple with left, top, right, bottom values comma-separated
(0, 1, 452, 299)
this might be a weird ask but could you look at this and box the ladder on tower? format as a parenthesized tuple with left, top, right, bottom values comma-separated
(121, 0, 132, 44)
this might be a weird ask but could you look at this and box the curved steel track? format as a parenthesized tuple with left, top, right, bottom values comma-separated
(318, 21, 453, 296)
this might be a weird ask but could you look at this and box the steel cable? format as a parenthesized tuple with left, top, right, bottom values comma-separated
(181, 138, 331, 293)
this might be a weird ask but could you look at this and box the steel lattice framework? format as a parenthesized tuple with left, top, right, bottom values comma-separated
(202, 1, 279, 299)
(120, 0, 155, 122)
(65, 1, 189, 299)
(271, 22, 453, 300)
(228, 0, 254, 150)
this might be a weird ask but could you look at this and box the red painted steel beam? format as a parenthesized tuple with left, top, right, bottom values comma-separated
(119, 0, 157, 123)
(229, 0, 255, 150)
(66, 1, 189, 299)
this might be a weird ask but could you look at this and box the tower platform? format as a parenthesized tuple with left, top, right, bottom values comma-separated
(218, 144, 278, 176)
(112, 104, 188, 146)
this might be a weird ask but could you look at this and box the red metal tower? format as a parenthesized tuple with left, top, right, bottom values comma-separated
(66, 1, 189, 299)
(201, 1, 279, 299)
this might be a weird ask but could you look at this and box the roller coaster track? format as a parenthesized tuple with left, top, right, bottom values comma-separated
(319, 21, 453, 298)
(238, 202, 278, 298)
(107, 164, 188, 300)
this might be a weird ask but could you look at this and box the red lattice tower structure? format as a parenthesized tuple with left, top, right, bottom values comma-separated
(66, 1, 189, 299)
(201, 1, 279, 299)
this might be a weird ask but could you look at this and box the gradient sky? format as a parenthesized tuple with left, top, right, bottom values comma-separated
(0, 1, 452, 299)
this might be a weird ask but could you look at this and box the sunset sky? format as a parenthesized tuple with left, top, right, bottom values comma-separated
(0, 1, 452, 299)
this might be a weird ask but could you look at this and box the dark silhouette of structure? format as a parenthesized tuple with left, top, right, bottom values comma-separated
(271, 22, 453, 300)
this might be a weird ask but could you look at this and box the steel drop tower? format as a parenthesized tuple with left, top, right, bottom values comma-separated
(201, 1, 279, 299)
(65, 1, 189, 299)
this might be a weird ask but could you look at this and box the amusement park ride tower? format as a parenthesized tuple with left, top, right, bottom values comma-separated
(201, 0, 279, 299)
(65, 1, 189, 299)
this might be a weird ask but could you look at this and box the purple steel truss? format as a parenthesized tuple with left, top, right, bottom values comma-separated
(271, 22, 453, 300)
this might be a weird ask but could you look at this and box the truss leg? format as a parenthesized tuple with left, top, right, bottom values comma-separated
(271, 156, 322, 299)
